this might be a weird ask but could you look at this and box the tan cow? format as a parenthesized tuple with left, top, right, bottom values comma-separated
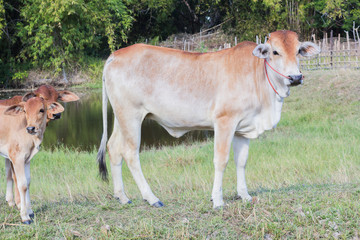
(97, 30, 320, 208)
(1, 86, 79, 215)
(0, 97, 64, 223)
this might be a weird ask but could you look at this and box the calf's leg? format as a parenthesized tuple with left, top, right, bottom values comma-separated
(5, 158, 15, 207)
(12, 160, 31, 224)
(24, 162, 34, 218)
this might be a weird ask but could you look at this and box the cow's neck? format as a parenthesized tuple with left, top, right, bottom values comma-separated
(259, 69, 287, 131)
(268, 92, 284, 128)
(32, 126, 46, 148)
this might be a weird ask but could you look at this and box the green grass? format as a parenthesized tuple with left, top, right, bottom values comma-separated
(0, 69, 359, 239)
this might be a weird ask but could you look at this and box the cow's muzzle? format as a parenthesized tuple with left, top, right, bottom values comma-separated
(53, 113, 61, 120)
(26, 126, 36, 135)
(288, 74, 304, 86)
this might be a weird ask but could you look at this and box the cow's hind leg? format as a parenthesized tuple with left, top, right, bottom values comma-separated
(233, 135, 252, 202)
(5, 158, 15, 207)
(108, 121, 131, 204)
(115, 113, 162, 207)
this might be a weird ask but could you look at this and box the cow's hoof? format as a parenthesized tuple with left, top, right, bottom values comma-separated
(152, 201, 164, 208)
(22, 220, 32, 225)
(7, 200, 15, 207)
(29, 213, 35, 219)
(115, 196, 132, 205)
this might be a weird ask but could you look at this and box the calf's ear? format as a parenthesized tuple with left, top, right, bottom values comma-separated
(22, 92, 37, 102)
(57, 90, 80, 102)
(47, 102, 65, 114)
(4, 103, 25, 116)
(253, 44, 271, 59)
(299, 42, 321, 57)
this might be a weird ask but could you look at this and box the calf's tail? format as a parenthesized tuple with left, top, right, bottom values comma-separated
(97, 74, 108, 181)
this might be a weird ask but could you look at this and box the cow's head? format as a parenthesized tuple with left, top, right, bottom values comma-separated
(22, 85, 79, 122)
(252, 30, 320, 97)
(4, 97, 64, 135)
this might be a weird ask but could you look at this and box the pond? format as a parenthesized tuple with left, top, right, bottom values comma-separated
(0, 89, 212, 151)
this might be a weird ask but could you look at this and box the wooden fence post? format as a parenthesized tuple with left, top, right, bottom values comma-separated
(330, 30, 334, 68)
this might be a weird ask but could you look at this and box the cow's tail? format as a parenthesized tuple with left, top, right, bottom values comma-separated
(97, 73, 108, 181)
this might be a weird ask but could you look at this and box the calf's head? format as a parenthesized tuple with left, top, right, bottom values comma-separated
(22, 85, 79, 122)
(4, 97, 64, 135)
(253, 30, 320, 96)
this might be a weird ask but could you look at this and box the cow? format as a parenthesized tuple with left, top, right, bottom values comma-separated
(0, 97, 64, 223)
(97, 30, 320, 208)
(1, 86, 79, 214)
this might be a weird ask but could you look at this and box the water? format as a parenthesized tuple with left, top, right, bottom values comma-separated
(0, 89, 212, 151)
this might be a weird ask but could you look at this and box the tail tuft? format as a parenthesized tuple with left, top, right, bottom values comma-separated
(97, 147, 108, 181)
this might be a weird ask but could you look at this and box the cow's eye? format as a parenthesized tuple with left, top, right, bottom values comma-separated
(40, 109, 44, 113)
(273, 51, 279, 55)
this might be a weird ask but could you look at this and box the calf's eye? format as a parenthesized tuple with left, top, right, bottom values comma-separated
(40, 109, 44, 113)
(273, 51, 279, 55)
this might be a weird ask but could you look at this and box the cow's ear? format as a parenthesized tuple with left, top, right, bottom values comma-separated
(57, 90, 79, 102)
(4, 103, 25, 116)
(47, 102, 64, 114)
(22, 92, 36, 102)
(299, 42, 320, 57)
(253, 44, 271, 59)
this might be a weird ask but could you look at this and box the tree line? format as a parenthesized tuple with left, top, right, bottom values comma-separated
(1, 0, 359, 87)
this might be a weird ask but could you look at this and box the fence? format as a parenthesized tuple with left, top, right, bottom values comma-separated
(158, 29, 360, 70)
(300, 35, 360, 70)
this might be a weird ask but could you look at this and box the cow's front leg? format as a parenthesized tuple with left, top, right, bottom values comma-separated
(5, 158, 15, 207)
(212, 118, 237, 208)
(233, 135, 252, 202)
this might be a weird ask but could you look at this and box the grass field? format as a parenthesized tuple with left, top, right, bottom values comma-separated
(0, 69, 359, 239)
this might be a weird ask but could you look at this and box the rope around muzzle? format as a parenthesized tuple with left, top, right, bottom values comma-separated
(264, 59, 291, 97)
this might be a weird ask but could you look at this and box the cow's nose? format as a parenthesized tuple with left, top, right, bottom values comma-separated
(26, 127, 36, 134)
(53, 113, 61, 119)
(288, 74, 303, 86)
(289, 74, 303, 81)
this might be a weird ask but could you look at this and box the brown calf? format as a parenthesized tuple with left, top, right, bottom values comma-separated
(1, 86, 79, 220)
(0, 97, 64, 224)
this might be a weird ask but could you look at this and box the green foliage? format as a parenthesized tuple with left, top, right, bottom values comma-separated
(17, 0, 133, 73)
(0, 0, 4, 39)
(12, 69, 28, 83)
(195, 42, 208, 53)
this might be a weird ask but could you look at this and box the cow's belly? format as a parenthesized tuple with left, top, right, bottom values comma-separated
(147, 104, 213, 138)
